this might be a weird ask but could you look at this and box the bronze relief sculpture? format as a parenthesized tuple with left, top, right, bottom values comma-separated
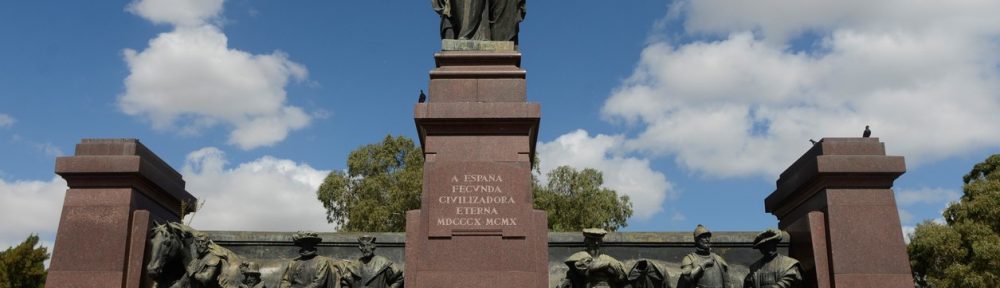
(147, 222, 245, 288)
(280, 232, 336, 288)
(678, 225, 729, 288)
(557, 228, 628, 288)
(340, 235, 404, 288)
(743, 229, 802, 288)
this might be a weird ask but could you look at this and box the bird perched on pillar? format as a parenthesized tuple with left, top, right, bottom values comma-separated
(418, 90, 427, 103)
(863, 125, 871, 138)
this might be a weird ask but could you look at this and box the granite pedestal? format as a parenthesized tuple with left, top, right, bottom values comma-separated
(405, 49, 549, 287)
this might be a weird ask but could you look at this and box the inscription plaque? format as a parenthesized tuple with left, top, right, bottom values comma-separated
(424, 162, 531, 237)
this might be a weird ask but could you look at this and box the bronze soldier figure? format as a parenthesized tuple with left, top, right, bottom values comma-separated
(557, 228, 628, 288)
(678, 225, 729, 288)
(743, 229, 802, 288)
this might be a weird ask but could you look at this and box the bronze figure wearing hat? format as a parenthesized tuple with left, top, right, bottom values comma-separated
(743, 229, 802, 288)
(240, 262, 266, 288)
(678, 225, 730, 288)
(340, 235, 404, 288)
(280, 232, 336, 288)
(557, 228, 628, 288)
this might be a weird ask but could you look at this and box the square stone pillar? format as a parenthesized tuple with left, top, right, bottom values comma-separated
(766, 138, 914, 288)
(46, 139, 195, 288)
(405, 48, 549, 287)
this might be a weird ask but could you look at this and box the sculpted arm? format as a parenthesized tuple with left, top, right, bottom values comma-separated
(387, 263, 405, 288)
(775, 263, 803, 288)
(192, 257, 221, 284)
(679, 255, 703, 285)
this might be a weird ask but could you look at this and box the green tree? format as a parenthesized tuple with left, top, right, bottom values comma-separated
(533, 166, 633, 232)
(908, 154, 1000, 287)
(316, 135, 634, 232)
(0, 234, 49, 288)
(316, 135, 423, 232)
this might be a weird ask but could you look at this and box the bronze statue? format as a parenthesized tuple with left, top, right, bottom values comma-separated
(280, 232, 336, 288)
(557, 228, 628, 288)
(678, 225, 729, 288)
(147, 222, 244, 288)
(340, 235, 404, 288)
(743, 229, 802, 288)
(240, 262, 267, 288)
(627, 259, 673, 288)
(431, 0, 526, 43)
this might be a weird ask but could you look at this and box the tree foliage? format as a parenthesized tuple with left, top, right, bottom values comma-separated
(0, 234, 49, 288)
(316, 135, 423, 232)
(316, 135, 634, 232)
(533, 166, 633, 232)
(908, 154, 1000, 287)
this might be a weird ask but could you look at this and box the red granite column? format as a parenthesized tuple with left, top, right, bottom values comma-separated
(765, 138, 914, 288)
(46, 139, 195, 288)
(405, 49, 549, 287)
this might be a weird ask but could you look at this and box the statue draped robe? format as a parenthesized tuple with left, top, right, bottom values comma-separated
(432, 0, 526, 42)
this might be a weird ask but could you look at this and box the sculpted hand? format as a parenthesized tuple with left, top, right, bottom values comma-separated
(702, 257, 715, 268)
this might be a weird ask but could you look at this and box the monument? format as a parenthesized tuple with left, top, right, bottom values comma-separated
(404, 2, 549, 286)
(40, 5, 920, 288)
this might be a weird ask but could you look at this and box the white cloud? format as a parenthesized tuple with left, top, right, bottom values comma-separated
(0, 177, 66, 251)
(121, 0, 311, 150)
(605, 1, 1000, 178)
(126, 0, 224, 27)
(0, 114, 13, 128)
(181, 147, 335, 232)
(896, 187, 960, 206)
(536, 130, 675, 219)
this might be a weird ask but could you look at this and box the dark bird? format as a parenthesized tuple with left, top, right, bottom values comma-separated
(418, 90, 427, 103)
(863, 125, 871, 138)
(809, 139, 818, 145)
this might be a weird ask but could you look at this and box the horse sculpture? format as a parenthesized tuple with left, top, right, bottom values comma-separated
(147, 222, 244, 288)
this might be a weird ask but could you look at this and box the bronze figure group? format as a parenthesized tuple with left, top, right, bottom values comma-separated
(147, 224, 404, 288)
(557, 226, 803, 288)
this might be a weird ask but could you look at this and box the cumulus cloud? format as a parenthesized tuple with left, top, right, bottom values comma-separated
(0, 113, 13, 128)
(181, 147, 335, 231)
(0, 177, 66, 251)
(126, 0, 223, 27)
(605, 0, 1000, 178)
(120, 0, 311, 150)
(536, 130, 675, 219)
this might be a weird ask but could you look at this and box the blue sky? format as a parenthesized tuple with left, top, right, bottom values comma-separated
(2, 0, 998, 250)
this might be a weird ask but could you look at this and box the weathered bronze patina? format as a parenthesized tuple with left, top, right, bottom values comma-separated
(743, 229, 802, 288)
(340, 235, 404, 288)
(147, 222, 245, 288)
(239, 262, 266, 288)
(432, 0, 526, 43)
(280, 232, 336, 288)
(678, 225, 730, 288)
(627, 259, 673, 288)
(557, 228, 628, 288)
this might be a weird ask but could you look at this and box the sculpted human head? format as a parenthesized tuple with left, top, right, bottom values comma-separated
(753, 228, 784, 257)
(193, 233, 211, 254)
(693, 224, 712, 252)
(358, 235, 376, 258)
(583, 228, 608, 256)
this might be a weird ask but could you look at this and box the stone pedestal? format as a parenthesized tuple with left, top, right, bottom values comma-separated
(765, 138, 914, 288)
(405, 50, 549, 287)
(46, 139, 195, 288)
